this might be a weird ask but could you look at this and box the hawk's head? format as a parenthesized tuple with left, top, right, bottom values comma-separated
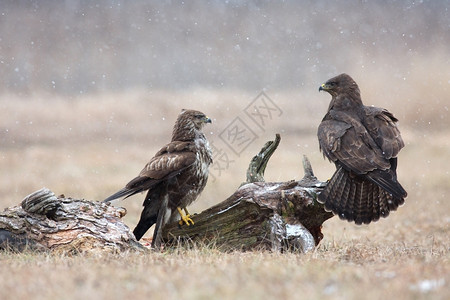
(180, 109, 212, 129)
(172, 109, 212, 141)
(319, 73, 360, 98)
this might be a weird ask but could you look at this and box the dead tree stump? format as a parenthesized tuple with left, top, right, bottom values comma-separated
(0, 134, 333, 253)
(162, 134, 333, 252)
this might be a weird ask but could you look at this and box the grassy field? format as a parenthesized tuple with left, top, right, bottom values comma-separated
(0, 83, 449, 299)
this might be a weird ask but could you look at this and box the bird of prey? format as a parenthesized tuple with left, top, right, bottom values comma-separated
(317, 73, 407, 225)
(104, 109, 212, 247)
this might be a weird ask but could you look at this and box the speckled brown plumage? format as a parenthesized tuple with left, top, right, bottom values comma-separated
(104, 109, 212, 244)
(317, 74, 407, 224)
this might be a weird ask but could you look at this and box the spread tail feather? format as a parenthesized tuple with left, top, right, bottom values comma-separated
(318, 167, 405, 224)
(366, 169, 407, 199)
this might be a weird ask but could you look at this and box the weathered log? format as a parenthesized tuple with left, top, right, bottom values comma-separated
(0, 188, 143, 253)
(245, 133, 281, 183)
(0, 134, 333, 253)
(161, 135, 333, 252)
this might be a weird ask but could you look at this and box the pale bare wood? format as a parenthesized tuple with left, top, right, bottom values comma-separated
(0, 188, 143, 253)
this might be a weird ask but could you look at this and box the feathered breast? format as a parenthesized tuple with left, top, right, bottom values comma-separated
(167, 134, 212, 209)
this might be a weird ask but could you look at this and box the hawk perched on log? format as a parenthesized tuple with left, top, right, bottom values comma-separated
(317, 73, 407, 224)
(104, 109, 212, 247)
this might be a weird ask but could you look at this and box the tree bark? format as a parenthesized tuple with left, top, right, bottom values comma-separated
(0, 134, 333, 253)
(0, 188, 143, 253)
(162, 134, 333, 252)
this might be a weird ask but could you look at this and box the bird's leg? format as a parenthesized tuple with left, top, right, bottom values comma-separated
(184, 207, 190, 217)
(177, 207, 194, 226)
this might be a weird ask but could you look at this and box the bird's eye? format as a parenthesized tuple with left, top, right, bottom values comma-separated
(196, 114, 205, 119)
(329, 82, 337, 86)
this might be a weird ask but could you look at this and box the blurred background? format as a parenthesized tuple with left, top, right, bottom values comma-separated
(1, 0, 449, 239)
(1, 1, 448, 95)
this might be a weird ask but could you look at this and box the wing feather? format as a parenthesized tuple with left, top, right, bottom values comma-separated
(129, 141, 196, 187)
(318, 114, 390, 175)
(364, 107, 404, 158)
(104, 141, 197, 202)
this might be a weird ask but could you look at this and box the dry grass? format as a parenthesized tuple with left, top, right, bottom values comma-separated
(0, 240, 447, 300)
(0, 80, 449, 299)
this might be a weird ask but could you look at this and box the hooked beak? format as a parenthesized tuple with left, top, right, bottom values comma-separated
(204, 116, 212, 124)
(319, 83, 326, 92)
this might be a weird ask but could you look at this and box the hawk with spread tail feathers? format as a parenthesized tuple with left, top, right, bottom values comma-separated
(317, 73, 407, 224)
(104, 109, 212, 247)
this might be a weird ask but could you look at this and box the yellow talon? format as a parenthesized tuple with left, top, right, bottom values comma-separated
(177, 207, 194, 226)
